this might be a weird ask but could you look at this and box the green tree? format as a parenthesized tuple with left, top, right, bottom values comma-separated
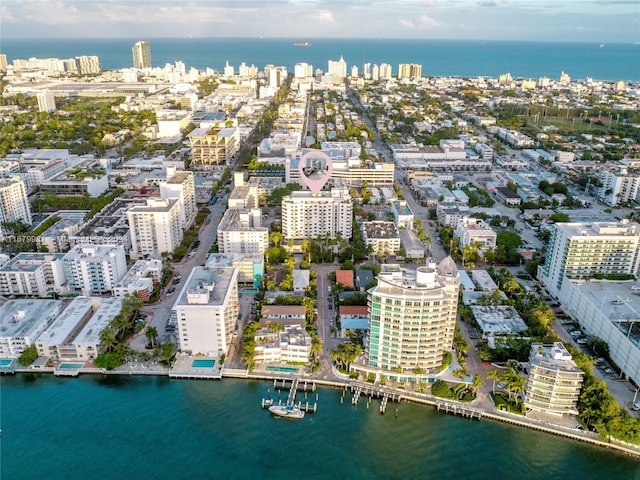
(487, 369, 500, 394)
(145, 326, 159, 348)
(18, 345, 38, 366)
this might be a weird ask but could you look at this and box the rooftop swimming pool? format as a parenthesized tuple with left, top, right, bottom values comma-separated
(0, 359, 13, 366)
(191, 359, 215, 368)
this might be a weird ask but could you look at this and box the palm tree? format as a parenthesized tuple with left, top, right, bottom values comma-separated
(145, 326, 159, 348)
(487, 369, 500, 395)
(452, 367, 467, 379)
(470, 374, 484, 395)
(99, 326, 117, 353)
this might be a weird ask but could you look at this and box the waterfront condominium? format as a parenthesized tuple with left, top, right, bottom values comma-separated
(132, 41, 151, 69)
(524, 342, 584, 416)
(367, 260, 460, 375)
(126, 198, 183, 260)
(539, 221, 640, 297)
(281, 188, 352, 243)
(172, 266, 239, 357)
(0, 176, 32, 240)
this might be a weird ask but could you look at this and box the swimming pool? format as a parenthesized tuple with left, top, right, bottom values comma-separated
(191, 359, 215, 368)
(58, 363, 84, 369)
(266, 366, 298, 373)
(0, 359, 13, 366)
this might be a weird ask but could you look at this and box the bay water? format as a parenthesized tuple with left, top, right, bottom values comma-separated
(2, 374, 638, 479)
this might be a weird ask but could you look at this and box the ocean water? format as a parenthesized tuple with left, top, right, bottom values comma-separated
(1, 38, 638, 81)
(1, 374, 639, 479)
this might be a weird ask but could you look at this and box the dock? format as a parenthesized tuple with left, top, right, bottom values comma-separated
(349, 382, 401, 414)
(436, 401, 483, 420)
(262, 377, 318, 414)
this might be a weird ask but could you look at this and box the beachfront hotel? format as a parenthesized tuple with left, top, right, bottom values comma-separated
(172, 266, 239, 357)
(539, 221, 640, 298)
(524, 343, 584, 416)
(365, 260, 460, 376)
(132, 41, 151, 69)
(281, 188, 352, 243)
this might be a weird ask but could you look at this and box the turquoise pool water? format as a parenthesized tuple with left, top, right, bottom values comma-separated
(192, 359, 215, 368)
(266, 366, 298, 373)
(0, 359, 13, 366)
(58, 363, 84, 369)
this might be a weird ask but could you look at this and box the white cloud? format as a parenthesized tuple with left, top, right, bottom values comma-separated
(399, 19, 416, 29)
(418, 14, 441, 27)
(311, 9, 337, 23)
(399, 14, 441, 29)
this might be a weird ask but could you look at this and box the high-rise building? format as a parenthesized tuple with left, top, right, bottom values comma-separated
(127, 198, 183, 259)
(597, 168, 640, 206)
(0, 177, 32, 240)
(539, 221, 640, 297)
(398, 63, 422, 79)
(224, 60, 234, 78)
(0, 54, 7, 72)
(294, 62, 313, 78)
(62, 244, 128, 295)
(37, 90, 56, 113)
(217, 208, 268, 255)
(75, 55, 101, 75)
(173, 266, 239, 357)
(379, 63, 393, 80)
(367, 261, 460, 374)
(132, 41, 151, 69)
(327, 56, 347, 77)
(281, 189, 353, 242)
(524, 342, 584, 416)
(363, 63, 371, 79)
(159, 171, 197, 229)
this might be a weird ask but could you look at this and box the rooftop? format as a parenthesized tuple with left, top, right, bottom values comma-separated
(174, 266, 237, 307)
(0, 253, 64, 273)
(470, 305, 528, 336)
(0, 299, 63, 338)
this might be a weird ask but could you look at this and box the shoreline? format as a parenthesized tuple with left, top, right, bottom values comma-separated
(7, 365, 640, 459)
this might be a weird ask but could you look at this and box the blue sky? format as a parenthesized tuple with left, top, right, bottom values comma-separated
(0, 0, 638, 42)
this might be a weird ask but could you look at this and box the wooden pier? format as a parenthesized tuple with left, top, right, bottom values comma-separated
(436, 402, 482, 420)
(263, 377, 318, 414)
(349, 382, 401, 414)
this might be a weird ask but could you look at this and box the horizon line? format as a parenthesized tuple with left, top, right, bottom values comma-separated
(1, 37, 636, 45)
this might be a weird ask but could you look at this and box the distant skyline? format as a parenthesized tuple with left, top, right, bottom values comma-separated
(0, 0, 638, 43)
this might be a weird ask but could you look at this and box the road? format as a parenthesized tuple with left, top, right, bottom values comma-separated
(130, 198, 230, 349)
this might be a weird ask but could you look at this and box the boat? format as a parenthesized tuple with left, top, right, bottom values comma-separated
(268, 404, 305, 419)
(293, 42, 311, 47)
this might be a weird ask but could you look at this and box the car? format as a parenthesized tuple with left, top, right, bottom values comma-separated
(633, 403, 640, 411)
(604, 367, 614, 374)
(328, 304, 332, 310)
(576, 337, 588, 345)
(569, 330, 582, 337)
